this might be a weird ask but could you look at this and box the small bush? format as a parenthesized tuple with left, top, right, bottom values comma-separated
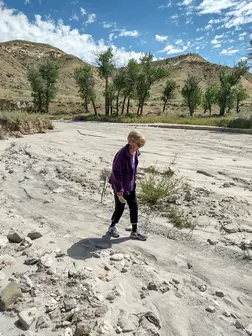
(139, 168, 180, 205)
(168, 207, 194, 229)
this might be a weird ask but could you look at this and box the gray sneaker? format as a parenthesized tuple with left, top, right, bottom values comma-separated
(108, 226, 120, 238)
(130, 231, 147, 241)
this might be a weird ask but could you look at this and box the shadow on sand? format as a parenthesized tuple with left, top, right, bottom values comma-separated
(67, 232, 130, 261)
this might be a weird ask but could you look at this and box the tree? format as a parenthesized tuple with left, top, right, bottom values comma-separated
(74, 66, 97, 115)
(113, 68, 127, 115)
(161, 79, 176, 113)
(27, 59, 59, 113)
(96, 47, 115, 115)
(107, 83, 116, 115)
(27, 68, 45, 112)
(218, 60, 248, 116)
(181, 74, 202, 116)
(38, 59, 59, 113)
(135, 53, 168, 115)
(123, 59, 140, 114)
(202, 86, 218, 115)
(233, 84, 248, 114)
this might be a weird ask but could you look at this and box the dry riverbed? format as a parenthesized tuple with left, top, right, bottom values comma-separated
(0, 121, 252, 336)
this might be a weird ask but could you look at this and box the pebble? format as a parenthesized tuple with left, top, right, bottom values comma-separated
(205, 306, 216, 313)
(18, 307, 38, 330)
(110, 253, 124, 261)
(7, 229, 23, 243)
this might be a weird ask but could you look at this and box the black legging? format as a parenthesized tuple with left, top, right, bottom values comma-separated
(111, 189, 138, 231)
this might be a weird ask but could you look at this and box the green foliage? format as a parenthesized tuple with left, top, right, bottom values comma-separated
(161, 79, 176, 113)
(232, 84, 248, 113)
(218, 60, 248, 116)
(181, 74, 202, 116)
(139, 168, 180, 205)
(136, 53, 169, 115)
(168, 207, 194, 229)
(27, 59, 59, 113)
(96, 47, 115, 115)
(74, 66, 97, 114)
(202, 86, 218, 114)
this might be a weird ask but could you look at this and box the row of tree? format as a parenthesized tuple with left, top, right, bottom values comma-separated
(27, 47, 249, 117)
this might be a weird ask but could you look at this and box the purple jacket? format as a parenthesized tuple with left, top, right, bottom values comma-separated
(109, 144, 140, 194)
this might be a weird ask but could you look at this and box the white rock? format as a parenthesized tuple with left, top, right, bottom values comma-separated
(64, 327, 73, 336)
(20, 274, 33, 293)
(40, 255, 54, 268)
(0, 271, 6, 281)
(18, 307, 38, 330)
(246, 324, 252, 336)
(0, 254, 15, 266)
(98, 321, 114, 334)
(110, 253, 124, 261)
(0, 236, 9, 248)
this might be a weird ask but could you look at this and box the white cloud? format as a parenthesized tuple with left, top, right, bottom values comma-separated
(171, 14, 179, 20)
(80, 7, 86, 15)
(86, 13, 96, 24)
(211, 38, 222, 44)
(215, 34, 225, 39)
(24, 0, 30, 4)
(118, 30, 139, 37)
(196, 36, 204, 40)
(109, 33, 114, 41)
(103, 22, 113, 28)
(208, 18, 224, 24)
(175, 39, 183, 45)
(197, 0, 239, 14)
(179, 0, 193, 5)
(160, 41, 190, 54)
(213, 44, 222, 48)
(220, 48, 239, 55)
(204, 24, 212, 30)
(70, 13, 79, 21)
(158, 1, 172, 9)
(0, 6, 143, 66)
(155, 34, 168, 42)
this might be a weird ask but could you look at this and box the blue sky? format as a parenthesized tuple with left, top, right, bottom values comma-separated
(0, 0, 251, 66)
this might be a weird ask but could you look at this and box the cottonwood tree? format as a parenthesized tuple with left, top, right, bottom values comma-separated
(122, 59, 140, 114)
(161, 79, 176, 113)
(217, 60, 248, 116)
(74, 66, 97, 115)
(96, 47, 115, 115)
(27, 59, 59, 113)
(135, 53, 168, 115)
(233, 84, 248, 114)
(181, 74, 202, 116)
(202, 86, 218, 115)
(113, 68, 127, 115)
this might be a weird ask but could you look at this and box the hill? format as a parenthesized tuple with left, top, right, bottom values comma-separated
(0, 40, 252, 114)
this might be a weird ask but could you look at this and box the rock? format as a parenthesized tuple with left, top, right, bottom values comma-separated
(198, 284, 207, 292)
(121, 267, 128, 273)
(27, 231, 43, 240)
(0, 271, 6, 281)
(93, 252, 101, 258)
(223, 225, 238, 234)
(65, 327, 73, 336)
(187, 262, 193, 269)
(75, 321, 93, 335)
(147, 281, 158, 291)
(223, 311, 231, 317)
(115, 326, 122, 334)
(95, 306, 108, 317)
(40, 255, 54, 268)
(207, 239, 218, 245)
(17, 237, 32, 251)
(0, 254, 15, 266)
(184, 191, 194, 201)
(0, 281, 22, 310)
(205, 306, 216, 313)
(97, 321, 114, 334)
(172, 279, 180, 285)
(18, 307, 38, 330)
(106, 292, 116, 301)
(110, 253, 124, 261)
(7, 229, 23, 243)
(118, 315, 135, 333)
(235, 320, 244, 330)
(35, 315, 51, 329)
(245, 324, 252, 335)
(0, 236, 9, 248)
(215, 291, 224, 298)
(24, 248, 45, 265)
(64, 298, 77, 311)
(159, 281, 170, 293)
(20, 274, 33, 293)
